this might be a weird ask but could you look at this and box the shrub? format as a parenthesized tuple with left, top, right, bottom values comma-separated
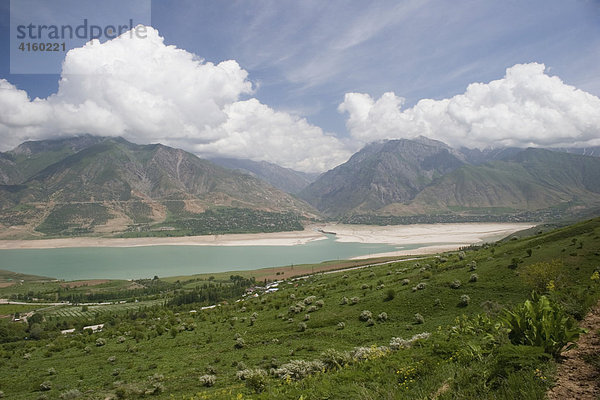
(350, 297, 360, 305)
(303, 296, 316, 305)
(306, 305, 318, 313)
(369, 271, 376, 277)
(416, 282, 426, 290)
(199, 374, 216, 387)
(337, 322, 345, 330)
(237, 369, 267, 393)
(303, 314, 310, 321)
(501, 294, 585, 358)
(47, 367, 56, 375)
(377, 312, 388, 322)
(289, 304, 303, 314)
(459, 294, 471, 307)
(59, 389, 82, 399)
(107, 355, 117, 363)
(458, 251, 466, 260)
(117, 336, 126, 343)
(422, 271, 433, 279)
(401, 279, 410, 286)
(235, 361, 247, 370)
(522, 260, 566, 293)
(384, 289, 395, 301)
(274, 360, 325, 381)
(234, 337, 245, 349)
(414, 313, 424, 324)
(340, 296, 349, 305)
(366, 318, 375, 326)
(298, 322, 307, 332)
(469, 273, 479, 282)
(450, 280, 462, 289)
(320, 349, 352, 370)
(315, 299, 324, 308)
(468, 261, 477, 271)
(509, 257, 523, 269)
(205, 365, 217, 374)
(361, 284, 370, 290)
(289, 294, 296, 300)
(481, 300, 503, 316)
(359, 310, 373, 321)
(351, 346, 389, 361)
(389, 332, 431, 350)
(434, 298, 442, 307)
(40, 381, 52, 391)
(95, 338, 106, 347)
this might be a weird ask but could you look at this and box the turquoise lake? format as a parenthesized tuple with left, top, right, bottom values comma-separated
(0, 236, 423, 280)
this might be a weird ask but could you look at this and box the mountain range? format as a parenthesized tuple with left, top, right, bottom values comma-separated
(1, 134, 599, 238)
(209, 157, 317, 194)
(0, 136, 317, 238)
(298, 137, 600, 222)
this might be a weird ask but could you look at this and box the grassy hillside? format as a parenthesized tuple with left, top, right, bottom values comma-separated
(0, 217, 599, 398)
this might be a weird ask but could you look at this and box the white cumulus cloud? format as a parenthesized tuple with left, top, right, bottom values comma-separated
(339, 63, 600, 149)
(0, 27, 350, 173)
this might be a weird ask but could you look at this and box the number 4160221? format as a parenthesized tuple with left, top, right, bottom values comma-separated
(18, 42, 66, 52)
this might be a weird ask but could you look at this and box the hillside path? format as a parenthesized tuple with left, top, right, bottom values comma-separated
(547, 301, 600, 400)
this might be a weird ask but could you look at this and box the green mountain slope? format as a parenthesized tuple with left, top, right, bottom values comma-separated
(409, 148, 600, 212)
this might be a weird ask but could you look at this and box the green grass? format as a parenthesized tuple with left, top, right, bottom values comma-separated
(35, 203, 111, 236)
(0, 304, 40, 316)
(0, 217, 599, 399)
(42, 300, 165, 319)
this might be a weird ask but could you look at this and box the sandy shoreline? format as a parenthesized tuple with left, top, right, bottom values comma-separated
(333, 222, 535, 258)
(0, 229, 326, 249)
(0, 222, 534, 252)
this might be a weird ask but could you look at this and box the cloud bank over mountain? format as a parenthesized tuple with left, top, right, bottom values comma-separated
(339, 63, 600, 149)
(0, 27, 599, 172)
(0, 27, 350, 173)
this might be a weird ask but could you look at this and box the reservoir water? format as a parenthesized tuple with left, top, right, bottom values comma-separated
(0, 235, 419, 280)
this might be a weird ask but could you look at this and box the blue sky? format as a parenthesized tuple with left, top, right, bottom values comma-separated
(1, 0, 599, 171)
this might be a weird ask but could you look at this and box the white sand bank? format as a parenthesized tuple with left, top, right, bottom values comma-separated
(0, 222, 534, 251)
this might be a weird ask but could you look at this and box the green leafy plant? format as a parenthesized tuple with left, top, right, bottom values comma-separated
(501, 294, 585, 358)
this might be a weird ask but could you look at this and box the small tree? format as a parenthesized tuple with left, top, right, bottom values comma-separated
(384, 289, 395, 302)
